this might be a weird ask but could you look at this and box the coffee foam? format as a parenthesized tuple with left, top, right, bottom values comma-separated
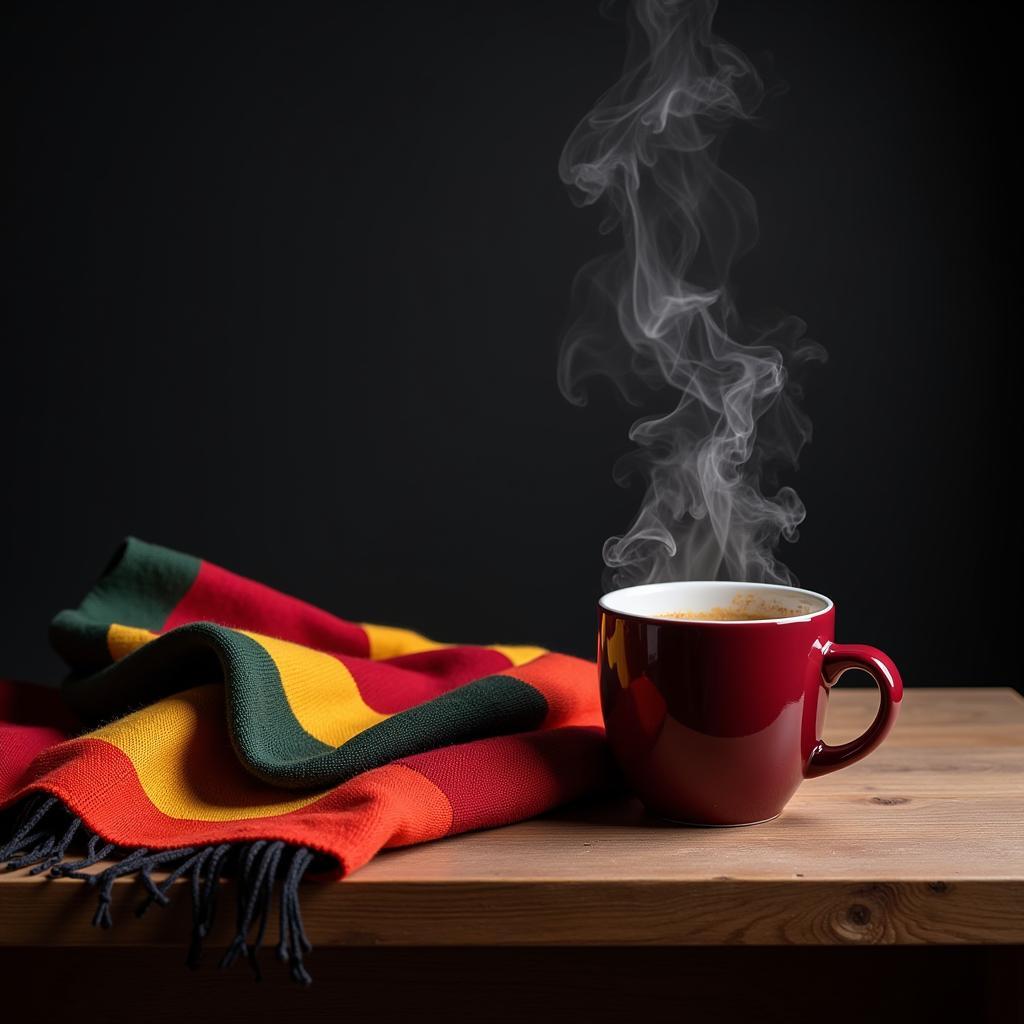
(661, 592, 813, 622)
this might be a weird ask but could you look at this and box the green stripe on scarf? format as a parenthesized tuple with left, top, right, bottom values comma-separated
(50, 537, 200, 672)
(60, 621, 549, 790)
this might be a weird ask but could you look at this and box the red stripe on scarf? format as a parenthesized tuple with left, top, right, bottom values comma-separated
(0, 681, 79, 792)
(163, 560, 371, 656)
(339, 648, 515, 714)
(397, 726, 609, 834)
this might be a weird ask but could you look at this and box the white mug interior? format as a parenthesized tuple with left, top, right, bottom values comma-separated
(599, 580, 833, 624)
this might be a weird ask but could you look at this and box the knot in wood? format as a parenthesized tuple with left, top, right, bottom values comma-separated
(846, 903, 872, 927)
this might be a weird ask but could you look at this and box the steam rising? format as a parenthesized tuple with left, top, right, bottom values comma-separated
(559, 0, 823, 588)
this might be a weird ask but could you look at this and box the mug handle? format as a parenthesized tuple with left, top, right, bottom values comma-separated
(804, 642, 903, 778)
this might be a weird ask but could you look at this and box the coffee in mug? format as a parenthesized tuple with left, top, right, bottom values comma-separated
(660, 591, 815, 622)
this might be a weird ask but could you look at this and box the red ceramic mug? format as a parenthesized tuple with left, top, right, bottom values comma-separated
(598, 581, 903, 826)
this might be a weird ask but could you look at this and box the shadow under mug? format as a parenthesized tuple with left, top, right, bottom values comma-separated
(598, 581, 903, 826)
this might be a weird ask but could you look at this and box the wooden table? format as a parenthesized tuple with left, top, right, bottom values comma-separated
(2, 687, 1022, 1022)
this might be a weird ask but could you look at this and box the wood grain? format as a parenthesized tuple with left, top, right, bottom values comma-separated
(1, 687, 1022, 947)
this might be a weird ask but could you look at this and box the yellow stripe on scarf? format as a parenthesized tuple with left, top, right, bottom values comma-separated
(110, 621, 545, 668)
(108, 624, 389, 747)
(489, 644, 549, 666)
(361, 623, 545, 666)
(107, 623, 158, 661)
(90, 684, 325, 821)
(242, 631, 388, 746)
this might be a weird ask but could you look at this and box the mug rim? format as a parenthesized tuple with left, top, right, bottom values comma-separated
(599, 579, 834, 626)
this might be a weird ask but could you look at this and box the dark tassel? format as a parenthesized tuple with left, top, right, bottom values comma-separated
(135, 848, 200, 915)
(91, 848, 151, 928)
(245, 841, 285, 980)
(181, 846, 214, 968)
(277, 847, 315, 985)
(52, 833, 117, 877)
(0, 795, 58, 861)
(220, 841, 266, 970)
(28, 817, 81, 875)
(4, 834, 56, 871)
(88, 847, 202, 928)
(1, 796, 321, 983)
(186, 842, 232, 969)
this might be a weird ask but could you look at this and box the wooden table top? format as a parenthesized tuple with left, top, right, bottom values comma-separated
(2, 687, 1022, 947)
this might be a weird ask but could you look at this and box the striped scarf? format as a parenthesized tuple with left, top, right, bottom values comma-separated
(0, 539, 609, 981)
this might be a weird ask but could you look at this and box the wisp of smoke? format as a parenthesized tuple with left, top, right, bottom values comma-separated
(559, 0, 824, 589)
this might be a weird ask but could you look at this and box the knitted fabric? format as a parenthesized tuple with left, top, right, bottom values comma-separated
(0, 539, 610, 980)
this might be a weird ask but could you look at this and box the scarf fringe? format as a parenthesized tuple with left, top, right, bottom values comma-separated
(1, 794, 318, 984)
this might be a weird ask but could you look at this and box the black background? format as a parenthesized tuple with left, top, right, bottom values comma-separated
(3, 1, 1018, 690)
